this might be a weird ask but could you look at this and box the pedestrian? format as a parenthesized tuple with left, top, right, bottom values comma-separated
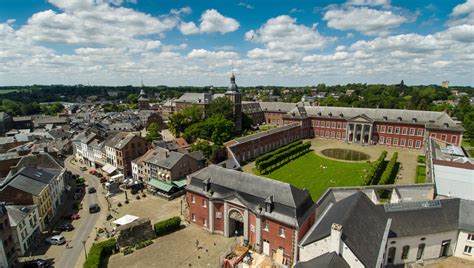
(196, 239, 199, 249)
(65, 241, 70, 249)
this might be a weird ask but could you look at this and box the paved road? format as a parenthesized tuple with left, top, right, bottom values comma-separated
(55, 157, 106, 268)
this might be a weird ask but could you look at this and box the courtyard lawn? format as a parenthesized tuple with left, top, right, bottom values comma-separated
(259, 152, 370, 200)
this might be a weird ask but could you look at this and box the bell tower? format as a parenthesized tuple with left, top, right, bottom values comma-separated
(225, 73, 242, 134)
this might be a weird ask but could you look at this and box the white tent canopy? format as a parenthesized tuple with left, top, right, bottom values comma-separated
(102, 164, 117, 174)
(111, 173, 124, 181)
(113, 214, 139, 226)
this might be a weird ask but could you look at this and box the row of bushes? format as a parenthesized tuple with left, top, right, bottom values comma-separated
(379, 152, 398, 185)
(123, 240, 154, 256)
(83, 238, 117, 268)
(257, 142, 312, 174)
(417, 155, 426, 164)
(255, 140, 303, 166)
(154, 216, 181, 237)
(364, 151, 387, 185)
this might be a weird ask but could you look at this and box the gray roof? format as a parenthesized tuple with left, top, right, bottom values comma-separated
(106, 132, 138, 149)
(301, 192, 388, 268)
(186, 165, 315, 227)
(188, 151, 205, 162)
(6, 205, 37, 227)
(231, 123, 300, 144)
(289, 106, 463, 131)
(385, 198, 460, 237)
(259, 102, 301, 113)
(2, 173, 47, 196)
(458, 199, 474, 232)
(176, 93, 212, 104)
(295, 252, 349, 268)
(153, 151, 185, 169)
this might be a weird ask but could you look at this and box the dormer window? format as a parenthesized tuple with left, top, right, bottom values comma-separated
(265, 195, 274, 213)
(398, 117, 402, 121)
(340, 113, 344, 118)
(328, 112, 332, 117)
(317, 112, 322, 116)
(383, 116, 388, 121)
(444, 123, 449, 128)
(203, 178, 210, 192)
(412, 118, 417, 123)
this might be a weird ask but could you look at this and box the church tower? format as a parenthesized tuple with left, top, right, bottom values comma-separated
(138, 85, 150, 110)
(225, 73, 242, 134)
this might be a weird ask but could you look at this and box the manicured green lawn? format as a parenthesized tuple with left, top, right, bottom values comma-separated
(259, 152, 370, 200)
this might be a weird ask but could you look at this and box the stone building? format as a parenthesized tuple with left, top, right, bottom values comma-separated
(105, 132, 149, 177)
(138, 89, 150, 110)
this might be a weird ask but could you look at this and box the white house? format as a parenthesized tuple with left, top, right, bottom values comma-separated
(6, 205, 40, 256)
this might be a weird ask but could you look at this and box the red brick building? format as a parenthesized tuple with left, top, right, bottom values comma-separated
(186, 165, 316, 265)
(242, 103, 463, 150)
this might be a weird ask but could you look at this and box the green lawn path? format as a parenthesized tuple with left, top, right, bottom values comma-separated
(258, 152, 370, 200)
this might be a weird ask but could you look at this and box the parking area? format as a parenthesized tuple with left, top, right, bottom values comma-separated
(108, 225, 235, 268)
(106, 191, 182, 225)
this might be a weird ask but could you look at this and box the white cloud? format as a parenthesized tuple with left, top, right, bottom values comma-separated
(187, 49, 239, 60)
(18, 0, 177, 47)
(246, 15, 334, 51)
(290, 8, 303, 13)
(178, 22, 199, 35)
(452, 0, 474, 16)
(324, 7, 407, 36)
(238, 2, 254, 9)
(347, 0, 391, 7)
(170, 6, 192, 16)
(179, 9, 239, 35)
(302, 51, 350, 62)
(447, 0, 474, 26)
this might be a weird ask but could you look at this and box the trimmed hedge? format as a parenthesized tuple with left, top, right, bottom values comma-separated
(365, 151, 387, 185)
(255, 140, 302, 166)
(417, 155, 426, 164)
(154, 216, 181, 237)
(83, 238, 117, 268)
(415, 165, 426, 184)
(257, 141, 311, 174)
(379, 152, 398, 185)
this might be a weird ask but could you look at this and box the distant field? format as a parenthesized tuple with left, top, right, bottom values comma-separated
(257, 152, 370, 200)
(0, 89, 18, 94)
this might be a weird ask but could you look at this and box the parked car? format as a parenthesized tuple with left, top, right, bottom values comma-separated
(62, 213, 81, 220)
(89, 204, 100, 214)
(23, 259, 51, 268)
(88, 187, 96, 194)
(80, 166, 87, 171)
(100, 177, 107, 183)
(57, 223, 74, 232)
(89, 170, 97, 175)
(45, 235, 65, 245)
(95, 173, 104, 178)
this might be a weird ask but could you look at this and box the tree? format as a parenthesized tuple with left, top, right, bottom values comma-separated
(205, 114, 235, 145)
(167, 104, 204, 136)
(127, 93, 138, 104)
(145, 123, 161, 142)
(206, 97, 233, 120)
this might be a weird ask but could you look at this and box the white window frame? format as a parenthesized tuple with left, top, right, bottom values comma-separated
(264, 222, 269, 232)
(464, 245, 472, 255)
(410, 128, 415, 136)
(402, 127, 408, 135)
(192, 213, 196, 222)
(191, 195, 195, 204)
(408, 139, 414, 147)
(395, 127, 400, 134)
(388, 127, 393, 134)
(279, 227, 285, 238)
(416, 140, 422, 148)
(417, 128, 423, 136)
(202, 199, 206, 208)
(380, 136, 385, 144)
(393, 138, 399, 146)
(468, 234, 474, 241)
(386, 137, 392, 145)
(381, 126, 386, 133)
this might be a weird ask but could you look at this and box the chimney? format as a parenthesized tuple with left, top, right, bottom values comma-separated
(330, 223, 343, 254)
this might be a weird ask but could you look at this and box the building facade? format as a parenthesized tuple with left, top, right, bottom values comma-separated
(186, 165, 317, 265)
(6, 205, 40, 256)
(105, 132, 149, 177)
(0, 203, 18, 268)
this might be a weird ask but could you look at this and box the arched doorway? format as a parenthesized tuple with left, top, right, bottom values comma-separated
(228, 209, 244, 237)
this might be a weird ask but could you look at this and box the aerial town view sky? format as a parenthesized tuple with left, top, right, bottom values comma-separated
(0, 0, 473, 86)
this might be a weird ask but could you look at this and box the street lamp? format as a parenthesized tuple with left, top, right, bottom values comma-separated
(82, 240, 87, 260)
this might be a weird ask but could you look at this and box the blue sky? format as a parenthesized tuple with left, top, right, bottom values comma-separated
(0, 0, 473, 86)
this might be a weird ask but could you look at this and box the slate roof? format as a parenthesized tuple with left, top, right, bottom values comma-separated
(288, 106, 463, 131)
(230, 123, 300, 144)
(176, 93, 212, 104)
(300, 192, 388, 268)
(106, 132, 138, 149)
(385, 198, 460, 238)
(153, 151, 185, 169)
(6, 205, 37, 227)
(186, 165, 316, 227)
(1, 173, 47, 196)
(295, 252, 350, 268)
(459, 199, 474, 232)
